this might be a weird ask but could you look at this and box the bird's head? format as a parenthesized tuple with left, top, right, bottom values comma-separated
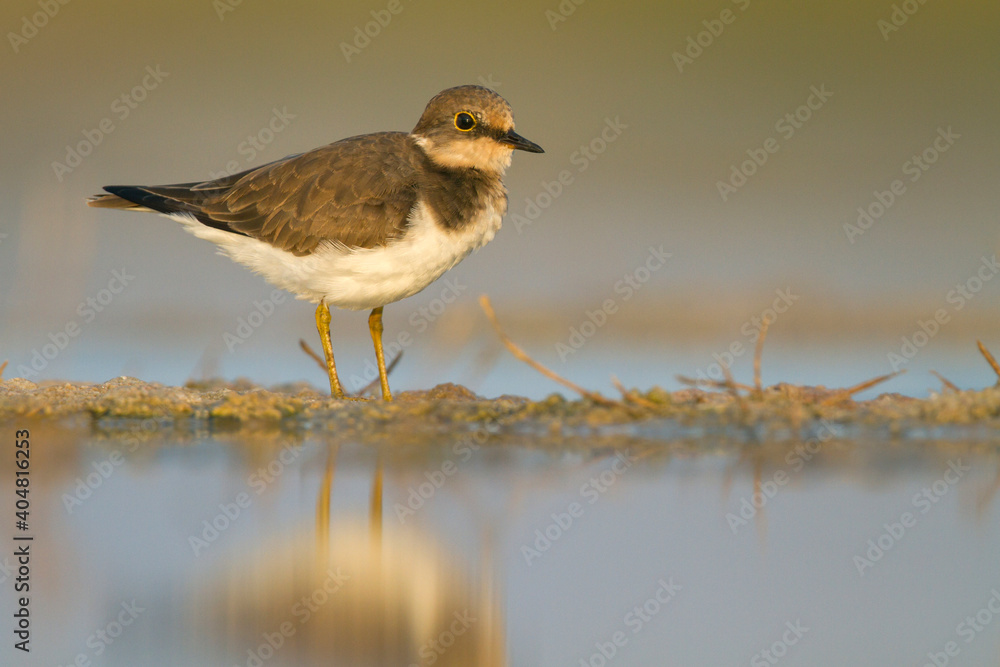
(411, 85, 543, 174)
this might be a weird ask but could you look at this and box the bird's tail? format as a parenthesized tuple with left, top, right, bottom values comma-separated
(86, 191, 156, 212)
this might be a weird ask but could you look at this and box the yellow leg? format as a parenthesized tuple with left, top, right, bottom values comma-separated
(315, 302, 345, 398)
(368, 306, 392, 401)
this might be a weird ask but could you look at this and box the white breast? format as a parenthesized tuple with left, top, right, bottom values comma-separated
(173, 199, 502, 311)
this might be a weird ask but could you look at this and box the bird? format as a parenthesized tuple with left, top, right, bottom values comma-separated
(88, 85, 543, 400)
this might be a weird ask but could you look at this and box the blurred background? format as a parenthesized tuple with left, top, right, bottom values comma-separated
(2, 0, 999, 397)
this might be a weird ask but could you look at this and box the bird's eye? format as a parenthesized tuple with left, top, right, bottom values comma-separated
(454, 111, 476, 131)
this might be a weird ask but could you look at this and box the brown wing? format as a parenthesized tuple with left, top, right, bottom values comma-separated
(90, 132, 423, 256)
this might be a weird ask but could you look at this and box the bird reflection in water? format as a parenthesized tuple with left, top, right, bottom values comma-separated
(192, 445, 507, 666)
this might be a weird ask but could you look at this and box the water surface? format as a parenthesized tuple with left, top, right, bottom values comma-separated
(2, 427, 998, 665)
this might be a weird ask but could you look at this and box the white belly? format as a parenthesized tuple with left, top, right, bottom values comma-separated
(174, 200, 501, 310)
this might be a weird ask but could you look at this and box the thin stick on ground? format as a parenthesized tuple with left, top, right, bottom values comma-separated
(676, 376, 756, 393)
(930, 370, 960, 393)
(677, 370, 749, 411)
(821, 370, 904, 405)
(753, 317, 770, 395)
(479, 295, 616, 406)
(611, 375, 657, 409)
(299, 339, 402, 397)
(0, 361, 7, 381)
(356, 353, 402, 397)
(299, 339, 326, 370)
(977, 340, 1000, 384)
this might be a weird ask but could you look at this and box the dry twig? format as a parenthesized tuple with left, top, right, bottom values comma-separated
(676, 375, 756, 393)
(929, 370, 960, 393)
(299, 339, 402, 397)
(821, 370, 904, 405)
(611, 375, 657, 409)
(753, 317, 770, 395)
(0, 361, 7, 381)
(299, 339, 326, 370)
(977, 340, 1000, 384)
(479, 295, 616, 405)
(356, 353, 402, 397)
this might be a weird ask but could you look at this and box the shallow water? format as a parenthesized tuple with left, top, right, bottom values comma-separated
(2, 426, 998, 666)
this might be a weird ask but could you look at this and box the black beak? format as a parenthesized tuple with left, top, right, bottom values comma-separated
(500, 129, 544, 153)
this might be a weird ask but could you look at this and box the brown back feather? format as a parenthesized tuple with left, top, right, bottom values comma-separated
(91, 132, 423, 257)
